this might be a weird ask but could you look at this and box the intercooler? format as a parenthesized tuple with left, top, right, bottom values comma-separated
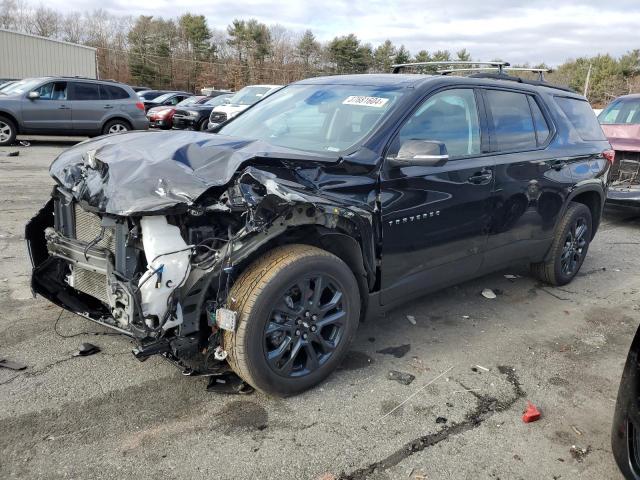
(62, 204, 115, 305)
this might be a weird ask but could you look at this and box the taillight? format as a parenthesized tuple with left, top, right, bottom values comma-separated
(603, 149, 615, 163)
(136, 101, 145, 111)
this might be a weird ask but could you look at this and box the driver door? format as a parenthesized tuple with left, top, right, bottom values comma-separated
(379, 88, 494, 304)
(21, 81, 71, 131)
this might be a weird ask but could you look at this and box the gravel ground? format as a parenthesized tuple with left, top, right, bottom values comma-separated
(0, 138, 636, 480)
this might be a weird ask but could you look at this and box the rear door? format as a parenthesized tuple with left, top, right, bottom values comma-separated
(21, 81, 71, 131)
(379, 87, 494, 304)
(68, 81, 103, 133)
(480, 88, 574, 268)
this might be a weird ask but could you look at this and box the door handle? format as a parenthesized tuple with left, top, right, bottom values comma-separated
(550, 160, 566, 171)
(58, 105, 70, 110)
(468, 169, 493, 185)
(103, 105, 113, 109)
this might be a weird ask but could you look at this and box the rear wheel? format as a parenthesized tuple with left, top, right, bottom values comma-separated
(531, 202, 592, 286)
(198, 118, 208, 131)
(224, 244, 360, 396)
(0, 115, 17, 146)
(102, 119, 131, 135)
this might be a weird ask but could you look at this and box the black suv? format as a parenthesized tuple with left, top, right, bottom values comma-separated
(26, 64, 611, 396)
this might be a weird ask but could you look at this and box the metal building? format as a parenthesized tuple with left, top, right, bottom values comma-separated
(0, 29, 97, 79)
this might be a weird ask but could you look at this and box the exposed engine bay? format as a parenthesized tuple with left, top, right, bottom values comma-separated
(25, 131, 376, 374)
(610, 151, 640, 189)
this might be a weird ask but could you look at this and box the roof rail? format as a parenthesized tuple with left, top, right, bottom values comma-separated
(437, 67, 552, 81)
(392, 60, 510, 74)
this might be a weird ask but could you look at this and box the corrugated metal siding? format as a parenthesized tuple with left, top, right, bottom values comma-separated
(0, 29, 96, 79)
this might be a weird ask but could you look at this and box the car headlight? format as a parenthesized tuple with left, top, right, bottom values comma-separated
(186, 111, 199, 117)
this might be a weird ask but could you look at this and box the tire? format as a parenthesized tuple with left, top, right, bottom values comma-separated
(0, 115, 17, 146)
(530, 202, 592, 286)
(102, 119, 131, 135)
(198, 119, 208, 131)
(224, 244, 360, 396)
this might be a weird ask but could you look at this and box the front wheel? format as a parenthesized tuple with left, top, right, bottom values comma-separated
(224, 244, 360, 396)
(531, 202, 592, 286)
(0, 115, 17, 146)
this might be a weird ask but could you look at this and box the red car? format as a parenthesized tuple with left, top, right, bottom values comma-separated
(147, 95, 208, 129)
(599, 94, 640, 206)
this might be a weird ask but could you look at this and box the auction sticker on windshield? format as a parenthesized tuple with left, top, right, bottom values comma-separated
(343, 96, 389, 107)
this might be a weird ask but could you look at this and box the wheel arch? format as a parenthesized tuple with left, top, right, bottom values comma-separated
(567, 185, 604, 239)
(101, 116, 132, 132)
(0, 110, 20, 133)
(180, 212, 377, 338)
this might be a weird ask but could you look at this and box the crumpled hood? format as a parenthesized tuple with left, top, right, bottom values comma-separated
(50, 130, 337, 216)
(601, 124, 640, 152)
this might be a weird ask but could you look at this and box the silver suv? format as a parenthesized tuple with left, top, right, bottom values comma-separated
(0, 77, 149, 146)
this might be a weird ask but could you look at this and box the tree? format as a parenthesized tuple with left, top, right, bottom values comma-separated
(30, 6, 61, 38)
(414, 50, 431, 63)
(327, 34, 372, 74)
(393, 45, 411, 65)
(373, 39, 396, 73)
(178, 13, 211, 59)
(296, 29, 320, 69)
(456, 48, 471, 61)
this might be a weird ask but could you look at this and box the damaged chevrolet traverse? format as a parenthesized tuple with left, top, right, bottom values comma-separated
(26, 70, 610, 396)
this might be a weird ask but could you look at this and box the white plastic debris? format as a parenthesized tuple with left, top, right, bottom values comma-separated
(406, 315, 416, 325)
(462, 315, 470, 319)
(504, 274, 518, 280)
(481, 288, 497, 299)
(475, 364, 490, 372)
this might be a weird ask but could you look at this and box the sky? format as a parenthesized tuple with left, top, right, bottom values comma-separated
(46, 0, 640, 66)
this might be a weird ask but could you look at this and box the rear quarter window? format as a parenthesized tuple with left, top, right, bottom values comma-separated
(100, 84, 130, 100)
(555, 96, 606, 141)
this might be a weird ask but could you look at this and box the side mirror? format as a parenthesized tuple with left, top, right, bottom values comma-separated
(27, 91, 40, 100)
(388, 140, 449, 167)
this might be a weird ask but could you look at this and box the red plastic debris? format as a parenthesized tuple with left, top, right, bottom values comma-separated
(522, 401, 541, 423)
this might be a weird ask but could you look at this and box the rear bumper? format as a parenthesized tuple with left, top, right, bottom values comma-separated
(131, 118, 150, 130)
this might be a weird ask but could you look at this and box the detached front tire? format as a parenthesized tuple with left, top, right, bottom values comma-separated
(224, 244, 360, 396)
(531, 202, 592, 286)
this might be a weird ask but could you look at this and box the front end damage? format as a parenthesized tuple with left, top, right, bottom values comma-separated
(608, 151, 640, 206)
(26, 131, 375, 374)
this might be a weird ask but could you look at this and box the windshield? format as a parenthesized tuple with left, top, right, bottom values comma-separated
(139, 91, 163, 101)
(150, 92, 176, 104)
(0, 78, 42, 95)
(599, 98, 640, 125)
(227, 86, 275, 106)
(205, 94, 232, 106)
(177, 96, 204, 107)
(219, 84, 403, 154)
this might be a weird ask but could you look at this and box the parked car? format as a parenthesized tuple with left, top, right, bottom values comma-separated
(142, 91, 192, 112)
(26, 70, 610, 396)
(0, 77, 148, 146)
(612, 323, 640, 479)
(207, 84, 281, 129)
(172, 94, 233, 131)
(147, 95, 209, 130)
(599, 94, 640, 206)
